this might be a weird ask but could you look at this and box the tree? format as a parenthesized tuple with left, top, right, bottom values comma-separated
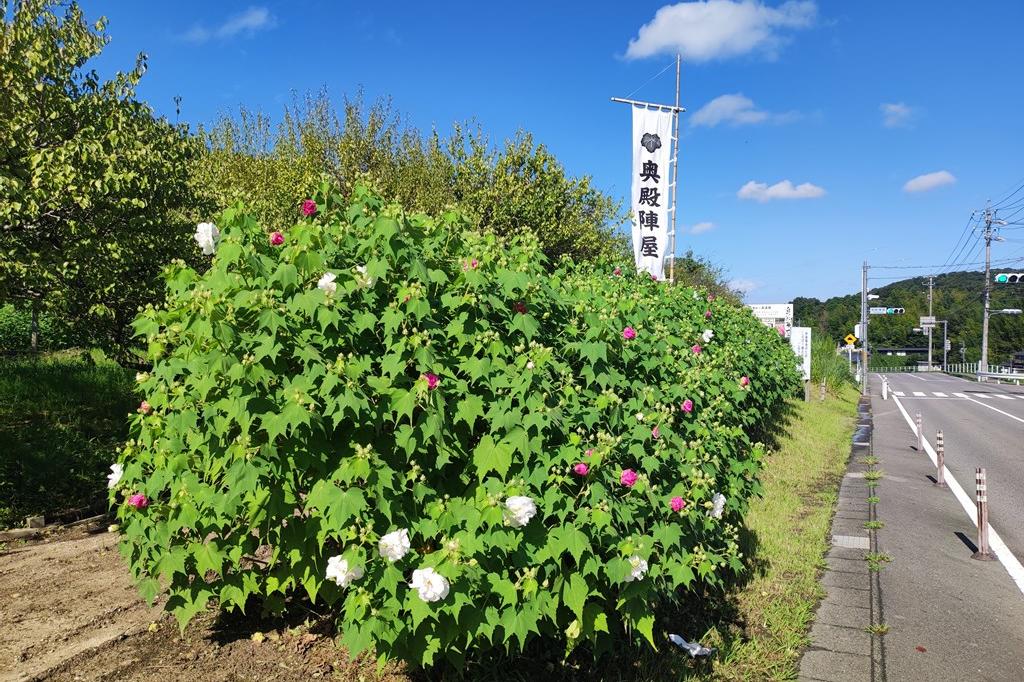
(0, 0, 205, 356)
(195, 91, 628, 264)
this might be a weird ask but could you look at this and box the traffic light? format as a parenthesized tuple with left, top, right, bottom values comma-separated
(994, 273, 1024, 283)
(885, 307, 905, 315)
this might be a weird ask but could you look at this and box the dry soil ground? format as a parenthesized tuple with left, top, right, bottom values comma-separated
(0, 526, 407, 682)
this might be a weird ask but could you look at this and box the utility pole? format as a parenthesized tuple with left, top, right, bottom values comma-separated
(927, 275, 934, 371)
(861, 261, 869, 396)
(981, 205, 994, 375)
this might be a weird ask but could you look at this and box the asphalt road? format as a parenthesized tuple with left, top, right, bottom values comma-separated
(870, 381, 1024, 681)
(877, 371, 1024, 563)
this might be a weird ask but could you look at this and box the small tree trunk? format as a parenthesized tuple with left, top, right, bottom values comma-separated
(30, 306, 39, 352)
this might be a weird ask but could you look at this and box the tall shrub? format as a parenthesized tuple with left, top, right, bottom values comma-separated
(114, 184, 800, 667)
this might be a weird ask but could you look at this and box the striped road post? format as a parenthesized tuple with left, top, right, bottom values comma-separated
(916, 412, 923, 452)
(972, 467, 994, 561)
(934, 431, 946, 488)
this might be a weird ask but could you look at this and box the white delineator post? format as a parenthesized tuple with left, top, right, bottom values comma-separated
(882, 377, 889, 400)
(973, 467, 994, 560)
(934, 431, 946, 488)
(916, 412, 923, 451)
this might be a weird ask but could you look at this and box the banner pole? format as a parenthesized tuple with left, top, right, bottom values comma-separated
(668, 53, 681, 285)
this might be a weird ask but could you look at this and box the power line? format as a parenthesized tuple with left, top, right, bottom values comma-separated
(991, 177, 1024, 209)
(935, 211, 980, 274)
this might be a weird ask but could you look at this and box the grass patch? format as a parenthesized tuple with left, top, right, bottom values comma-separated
(866, 496, 880, 504)
(863, 470, 883, 481)
(863, 520, 885, 530)
(0, 351, 134, 527)
(865, 624, 889, 636)
(865, 552, 892, 572)
(860, 456, 878, 466)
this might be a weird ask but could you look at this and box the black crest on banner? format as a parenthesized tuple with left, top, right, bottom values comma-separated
(640, 133, 662, 153)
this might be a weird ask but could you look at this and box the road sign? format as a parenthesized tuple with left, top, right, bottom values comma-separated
(869, 306, 887, 315)
(920, 316, 936, 325)
(844, 333, 858, 346)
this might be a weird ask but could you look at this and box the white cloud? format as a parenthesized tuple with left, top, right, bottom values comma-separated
(690, 93, 799, 127)
(691, 94, 766, 126)
(728, 278, 761, 294)
(903, 170, 956, 193)
(625, 0, 816, 62)
(182, 7, 275, 43)
(737, 179, 826, 202)
(880, 102, 913, 128)
(690, 221, 716, 234)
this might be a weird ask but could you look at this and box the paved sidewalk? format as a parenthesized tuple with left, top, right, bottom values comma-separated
(799, 396, 882, 682)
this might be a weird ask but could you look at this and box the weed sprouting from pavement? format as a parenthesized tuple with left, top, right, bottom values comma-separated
(865, 552, 892, 572)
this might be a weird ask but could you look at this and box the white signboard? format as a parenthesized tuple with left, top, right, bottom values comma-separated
(869, 307, 888, 315)
(630, 107, 673, 279)
(920, 316, 936, 325)
(789, 327, 812, 381)
(748, 303, 794, 337)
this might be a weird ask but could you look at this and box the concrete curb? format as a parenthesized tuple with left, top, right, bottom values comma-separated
(798, 394, 885, 682)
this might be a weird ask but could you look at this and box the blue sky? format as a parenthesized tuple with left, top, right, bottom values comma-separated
(84, 1, 1024, 302)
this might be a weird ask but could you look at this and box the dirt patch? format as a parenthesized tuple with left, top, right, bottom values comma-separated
(0, 531, 409, 682)
(0, 529, 154, 681)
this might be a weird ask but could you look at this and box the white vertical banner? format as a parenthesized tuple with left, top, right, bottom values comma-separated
(631, 106, 673, 279)
(789, 326, 812, 381)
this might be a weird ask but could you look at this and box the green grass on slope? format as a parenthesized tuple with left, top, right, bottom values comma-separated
(0, 351, 135, 528)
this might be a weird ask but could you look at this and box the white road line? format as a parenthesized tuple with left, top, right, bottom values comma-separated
(913, 391, 926, 397)
(954, 393, 968, 398)
(908, 374, 929, 382)
(892, 395, 1024, 596)
(996, 394, 1015, 400)
(893, 391, 905, 396)
(933, 392, 948, 397)
(975, 393, 993, 399)
(961, 396, 1024, 425)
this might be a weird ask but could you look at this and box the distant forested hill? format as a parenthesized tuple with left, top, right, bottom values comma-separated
(794, 270, 1024, 364)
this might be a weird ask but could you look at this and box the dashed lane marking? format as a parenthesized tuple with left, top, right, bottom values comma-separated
(913, 391, 926, 397)
(933, 392, 948, 397)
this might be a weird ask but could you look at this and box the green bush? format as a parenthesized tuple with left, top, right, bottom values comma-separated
(113, 183, 800, 669)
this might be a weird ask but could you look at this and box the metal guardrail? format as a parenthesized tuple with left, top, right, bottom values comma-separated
(976, 371, 1024, 385)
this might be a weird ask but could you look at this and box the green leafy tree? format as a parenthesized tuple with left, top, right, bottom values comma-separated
(195, 92, 628, 265)
(0, 0, 206, 356)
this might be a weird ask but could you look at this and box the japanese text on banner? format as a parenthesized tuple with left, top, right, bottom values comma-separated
(630, 107, 673, 279)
